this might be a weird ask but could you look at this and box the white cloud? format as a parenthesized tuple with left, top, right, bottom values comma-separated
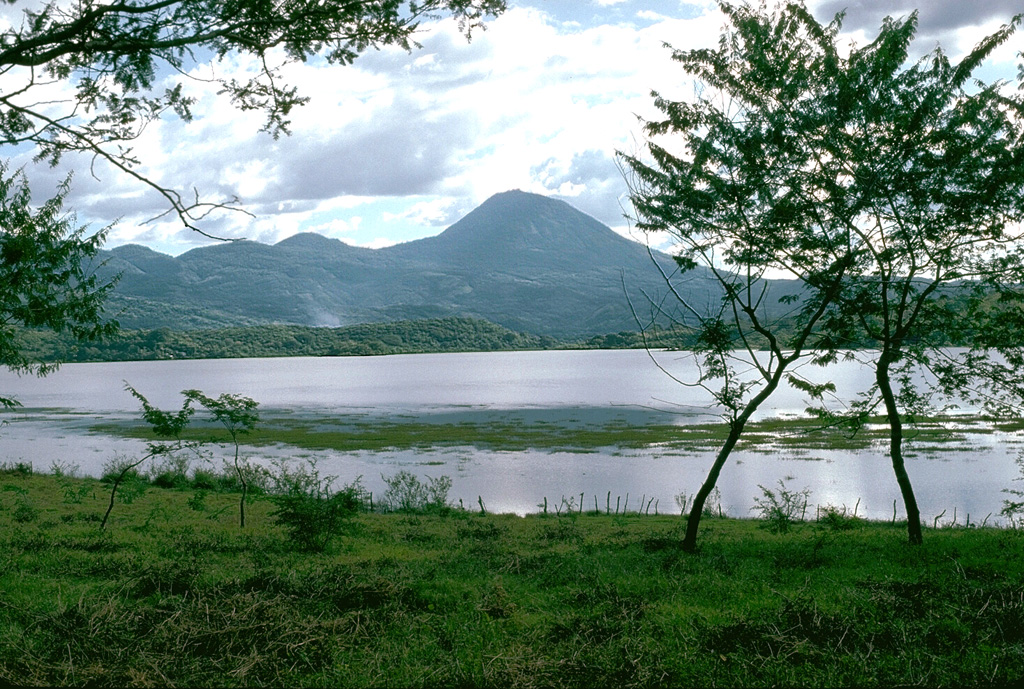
(636, 10, 670, 22)
(383, 197, 465, 227)
(342, 236, 399, 250)
(1, 0, 1017, 257)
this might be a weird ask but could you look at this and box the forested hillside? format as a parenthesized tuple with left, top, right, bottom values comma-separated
(94, 191, 740, 338)
(17, 317, 706, 363)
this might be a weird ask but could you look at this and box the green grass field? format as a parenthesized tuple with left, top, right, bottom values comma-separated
(2, 468, 1023, 687)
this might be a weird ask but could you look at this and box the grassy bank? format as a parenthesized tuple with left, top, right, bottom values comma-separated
(2, 470, 1024, 687)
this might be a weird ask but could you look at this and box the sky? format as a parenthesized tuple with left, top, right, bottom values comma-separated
(2, 0, 1021, 256)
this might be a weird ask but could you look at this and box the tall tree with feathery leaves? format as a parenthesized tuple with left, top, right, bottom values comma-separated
(623, 0, 1024, 550)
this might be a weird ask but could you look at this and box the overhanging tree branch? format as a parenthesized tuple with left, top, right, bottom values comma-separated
(0, 0, 507, 237)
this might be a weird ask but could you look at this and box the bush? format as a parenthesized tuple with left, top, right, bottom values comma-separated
(151, 471, 189, 489)
(60, 480, 92, 505)
(215, 459, 271, 496)
(751, 480, 810, 534)
(269, 460, 369, 552)
(817, 504, 862, 531)
(49, 460, 80, 477)
(187, 491, 207, 512)
(100, 456, 149, 508)
(13, 497, 38, 523)
(101, 466, 141, 485)
(674, 487, 723, 518)
(1002, 455, 1024, 527)
(148, 454, 195, 490)
(380, 471, 453, 514)
(0, 461, 34, 476)
(189, 468, 219, 491)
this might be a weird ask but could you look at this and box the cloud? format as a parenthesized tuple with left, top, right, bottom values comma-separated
(384, 197, 468, 228)
(5, 3, 732, 253)
(268, 105, 479, 200)
(810, 0, 1021, 34)
(342, 236, 399, 250)
(3, 0, 1016, 257)
(808, 0, 1022, 65)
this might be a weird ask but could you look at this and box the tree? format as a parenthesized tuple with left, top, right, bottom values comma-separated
(624, 1, 1024, 549)
(621, 1, 861, 552)
(0, 0, 506, 235)
(184, 389, 259, 527)
(102, 382, 197, 529)
(814, 10, 1024, 544)
(0, 162, 117, 408)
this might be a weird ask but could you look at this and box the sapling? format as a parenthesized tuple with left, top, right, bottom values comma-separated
(102, 384, 196, 529)
(183, 390, 259, 528)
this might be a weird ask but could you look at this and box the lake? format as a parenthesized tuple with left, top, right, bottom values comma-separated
(0, 349, 1019, 523)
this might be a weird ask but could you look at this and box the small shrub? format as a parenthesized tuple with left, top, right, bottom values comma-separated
(60, 480, 93, 505)
(100, 453, 156, 530)
(50, 460, 80, 478)
(215, 459, 270, 495)
(752, 480, 810, 534)
(676, 488, 723, 518)
(703, 488, 723, 518)
(1, 484, 37, 523)
(118, 475, 147, 505)
(269, 460, 369, 552)
(674, 491, 690, 515)
(151, 471, 187, 489)
(817, 504, 862, 531)
(380, 470, 453, 514)
(1002, 454, 1024, 527)
(0, 461, 33, 476)
(13, 496, 39, 523)
(187, 491, 207, 512)
(148, 453, 195, 489)
(189, 468, 218, 491)
(101, 465, 141, 485)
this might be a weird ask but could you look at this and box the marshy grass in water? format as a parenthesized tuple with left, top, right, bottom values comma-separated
(90, 409, 1014, 455)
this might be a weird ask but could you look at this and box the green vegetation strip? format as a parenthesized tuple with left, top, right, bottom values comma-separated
(91, 412, 1002, 453)
(3, 471, 1024, 687)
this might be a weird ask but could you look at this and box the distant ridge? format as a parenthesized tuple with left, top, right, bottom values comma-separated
(97, 190, 714, 337)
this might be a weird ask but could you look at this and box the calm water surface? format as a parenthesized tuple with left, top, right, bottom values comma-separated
(0, 350, 1019, 522)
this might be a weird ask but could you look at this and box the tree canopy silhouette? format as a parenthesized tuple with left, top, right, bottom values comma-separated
(624, 0, 1024, 549)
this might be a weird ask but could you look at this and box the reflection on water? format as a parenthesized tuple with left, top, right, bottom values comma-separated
(0, 350, 1020, 522)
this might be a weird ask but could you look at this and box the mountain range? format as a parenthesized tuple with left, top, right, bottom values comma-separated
(97, 190, 723, 338)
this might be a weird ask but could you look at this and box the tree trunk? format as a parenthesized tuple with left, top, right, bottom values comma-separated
(101, 453, 152, 530)
(682, 365, 790, 552)
(234, 444, 247, 529)
(876, 357, 923, 545)
(100, 474, 123, 531)
(682, 419, 747, 552)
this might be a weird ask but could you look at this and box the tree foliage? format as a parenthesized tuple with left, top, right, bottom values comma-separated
(623, 1, 862, 551)
(0, 0, 505, 232)
(624, 0, 1024, 549)
(183, 389, 259, 527)
(0, 163, 116, 408)
(102, 383, 198, 528)
(810, 8, 1024, 545)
